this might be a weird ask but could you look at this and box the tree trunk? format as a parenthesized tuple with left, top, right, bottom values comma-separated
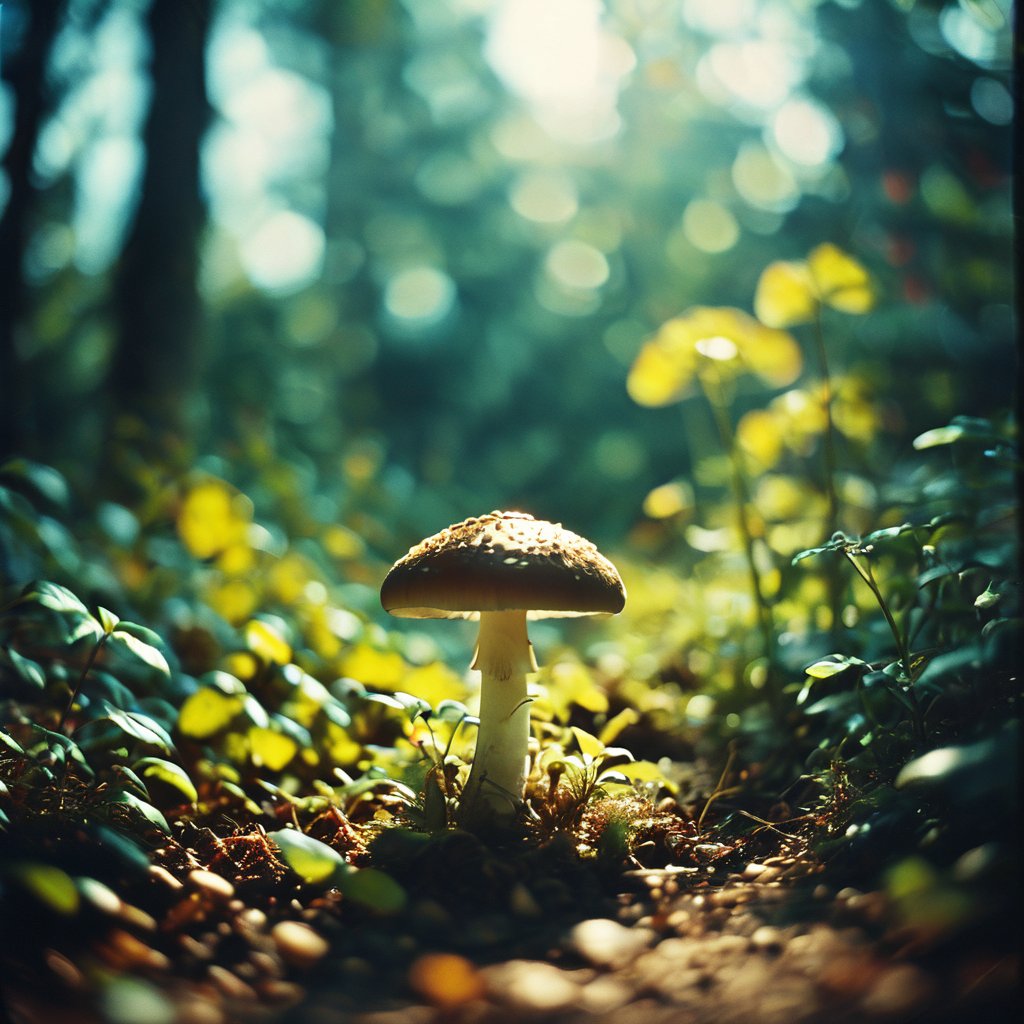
(0, 0, 69, 460)
(109, 0, 212, 465)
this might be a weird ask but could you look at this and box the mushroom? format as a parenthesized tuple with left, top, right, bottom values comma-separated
(380, 510, 625, 829)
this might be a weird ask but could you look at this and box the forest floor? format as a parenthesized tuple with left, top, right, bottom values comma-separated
(1, 816, 1018, 1024)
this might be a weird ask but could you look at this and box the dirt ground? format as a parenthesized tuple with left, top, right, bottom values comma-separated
(4, 848, 1016, 1024)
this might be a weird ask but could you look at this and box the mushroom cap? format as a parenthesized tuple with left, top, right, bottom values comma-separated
(380, 510, 626, 620)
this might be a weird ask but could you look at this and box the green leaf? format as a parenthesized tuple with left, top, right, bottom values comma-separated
(917, 565, 958, 588)
(89, 825, 152, 874)
(108, 630, 171, 676)
(19, 581, 90, 616)
(242, 694, 270, 728)
(792, 543, 833, 565)
(804, 693, 858, 716)
(4, 647, 46, 689)
(14, 863, 80, 914)
(88, 670, 137, 709)
(97, 607, 120, 634)
(805, 655, 867, 679)
(433, 699, 471, 723)
(134, 757, 198, 803)
(912, 425, 966, 449)
(33, 728, 93, 775)
(200, 670, 247, 695)
(0, 459, 70, 509)
(101, 704, 174, 753)
(111, 764, 150, 799)
(337, 867, 407, 914)
(113, 622, 165, 649)
(268, 828, 346, 885)
(109, 790, 171, 833)
(0, 729, 25, 755)
(864, 523, 916, 543)
(67, 616, 105, 645)
(364, 691, 431, 722)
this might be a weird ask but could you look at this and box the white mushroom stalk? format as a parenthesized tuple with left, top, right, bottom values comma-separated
(379, 510, 625, 833)
(459, 609, 538, 825)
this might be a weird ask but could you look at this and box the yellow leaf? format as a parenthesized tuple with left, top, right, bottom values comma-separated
(570, 725, 605, 759)
(249, 727, 298, 771)
(178, 688, 245, 739)
(771, 389, 828, 452)
(325, 720, 363, 766)
(217, 543, 257, 576)
(736, 409, 784, 468)
(268, 553, 314, 604)
(339, 644, 406, 689)
(598, 707, 639, 746)
(207, 579, 258, 625)
(642, 480, 693, 520)
(323, 525, 365, 560)
(546, 661, 608, 718)
(754, 474, 809, 520)
(223, 650, 260, 680)
(832, 377, 880, 442)
(807, 243, 874, 314)
(626, 335, 694, 407)
(740, 319, 803, 388)
(754, 260, 817, 328)
(402, 662, 470, 707)
(178, 480, 249, 559)
(245, 619, 292, 666)
(616, 760, 673, 787)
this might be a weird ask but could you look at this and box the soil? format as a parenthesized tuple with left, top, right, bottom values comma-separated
(2, 840, 1017, 1024)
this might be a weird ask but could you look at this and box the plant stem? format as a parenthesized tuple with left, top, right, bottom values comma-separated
(843, 551, 926, 745)
(57, 633, 107, 733)
(812, 305, 840, 532)
(699, 371, 777, 704)
(813, 305, 844, 635)
(843, 554, 908, 668)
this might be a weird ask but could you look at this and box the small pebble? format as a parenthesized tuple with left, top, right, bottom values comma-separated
(175, 995, 225, 1024)
(272, 920, 330, 968)
(570, 918, 656, 968)
(580, 975, 635, 1012)
(148, 864, 184, 891)
(188, 870, 235, 902)
(408, 952, 485, 1008)
(751, 926, 783, 952)
(105, 929, 171, 971)
(207, 964, 257, 1002)
(249, 950, 283, 979)
(483, 960, 580, 1011)
(236, 907, 269, 932)
(862, 964, 934, 1017)
(44, 949, 84, 988)
(258, 979, 306, 1007)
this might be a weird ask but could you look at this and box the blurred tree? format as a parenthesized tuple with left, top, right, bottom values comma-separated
(0, 0, 69, 458)
(108, 0, 212, 467)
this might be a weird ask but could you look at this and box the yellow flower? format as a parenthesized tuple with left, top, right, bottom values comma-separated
(755, 243, 874, 328)
(628, 307, 801, 407)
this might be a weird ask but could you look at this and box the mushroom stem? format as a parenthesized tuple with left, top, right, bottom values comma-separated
(458, 609, 537, 827)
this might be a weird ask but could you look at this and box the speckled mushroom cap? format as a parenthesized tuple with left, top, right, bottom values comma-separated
(380, 511, 626, 619)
